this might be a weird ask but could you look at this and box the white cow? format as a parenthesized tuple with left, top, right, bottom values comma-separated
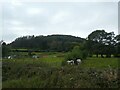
(76, 59, 82, 64)
(7, 56, 13, 59)
(67, 60, 74, 65)
(32, 55, 38, 59)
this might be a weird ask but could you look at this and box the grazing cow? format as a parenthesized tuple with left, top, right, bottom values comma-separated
(7, 56, 13, 59)
(76, 59, 82, 64)
(32, 55, 38, 59)
(67, 60, 74, 65)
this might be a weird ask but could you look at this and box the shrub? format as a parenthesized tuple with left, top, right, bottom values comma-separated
(64, 46, 88, 65)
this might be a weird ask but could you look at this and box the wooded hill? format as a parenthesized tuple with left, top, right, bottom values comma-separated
(2, 30, 120, 57)
(9, 35, 85, 52)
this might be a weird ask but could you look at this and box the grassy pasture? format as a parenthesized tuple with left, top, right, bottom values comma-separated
(40, 57, 64, 67)
(2, 52, 119, 88)
(80, 57, 118, 69)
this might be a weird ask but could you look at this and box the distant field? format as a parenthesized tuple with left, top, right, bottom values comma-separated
(80, 57, 118, 69)
(2, 54, 118, 68)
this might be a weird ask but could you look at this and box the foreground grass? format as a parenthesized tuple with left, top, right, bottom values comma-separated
(2, 65, 119, 88)
(2, 56, 119, 88)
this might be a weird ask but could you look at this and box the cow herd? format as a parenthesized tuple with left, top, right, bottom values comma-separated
(4, 55, 39, 59)
(67, 59, 82, 65)
(4, 55, 82, 65)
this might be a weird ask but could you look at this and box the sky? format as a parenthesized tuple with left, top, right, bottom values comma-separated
(0, 0, 119, 43)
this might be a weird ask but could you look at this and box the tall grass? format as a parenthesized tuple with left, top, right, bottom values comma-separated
(3, 65, 119, 88)
(2, 53, 119, 88)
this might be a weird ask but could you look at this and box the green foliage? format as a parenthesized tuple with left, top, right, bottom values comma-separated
(87, 30, 117, 57)
(10, 35, 85, 52)
(65, 45, 88, 63)
(2, 42, 11, 57)
(114, 34, 120, 57)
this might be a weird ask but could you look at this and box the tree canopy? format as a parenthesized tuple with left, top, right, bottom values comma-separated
(9, 35, 85, 52)
(87, 30, 119, 57)
(3, 30, 120, 58)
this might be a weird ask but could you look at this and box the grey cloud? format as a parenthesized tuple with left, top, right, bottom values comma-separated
(2, 2, 118, 43)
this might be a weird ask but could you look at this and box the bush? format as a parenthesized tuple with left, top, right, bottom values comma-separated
(64, 46, 88, 64)
(2, 42, 11, 57)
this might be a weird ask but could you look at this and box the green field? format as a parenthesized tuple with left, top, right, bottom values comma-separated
(2, 52, 119, 88)
(80, 57, 118, 69)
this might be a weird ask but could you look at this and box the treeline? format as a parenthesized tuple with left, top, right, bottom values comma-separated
(1, 30, 120, 58)
(86, 30, 120, 57)
(9, 35, 85, 52)
(64, 30, 120, 61)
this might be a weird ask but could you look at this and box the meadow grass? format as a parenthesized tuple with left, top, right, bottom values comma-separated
(3, 55, 118, 69)
(80, 57, 118, 69)
(40, 57, 64, 67)
(2, 52, 119, 88)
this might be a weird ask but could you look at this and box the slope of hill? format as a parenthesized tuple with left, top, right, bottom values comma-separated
(9, 34, 86, 52)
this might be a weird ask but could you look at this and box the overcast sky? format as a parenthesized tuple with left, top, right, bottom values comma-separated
(1, 0, 118, 43)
